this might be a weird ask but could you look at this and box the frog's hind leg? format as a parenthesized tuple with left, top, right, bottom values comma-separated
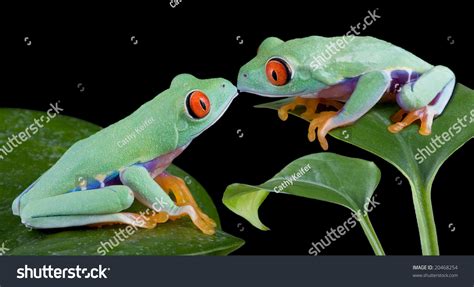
(154, 172, 216, 228)
(20, 186, 159, 229)
(388, 66, 455, 135)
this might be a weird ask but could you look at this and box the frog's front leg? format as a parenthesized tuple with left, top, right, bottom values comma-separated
(278, 97, 343, 121)
(19, 186, 159, 229)
(388, 66, 455, 135)
(308, 71, 391, 150)
(120, 165, 215, 235)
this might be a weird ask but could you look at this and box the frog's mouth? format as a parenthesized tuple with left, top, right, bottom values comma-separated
(190, 91, 239, 139)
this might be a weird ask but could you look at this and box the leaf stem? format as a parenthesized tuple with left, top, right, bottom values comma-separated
(411, 184, 439, 255)
(358, 214, 385, 256)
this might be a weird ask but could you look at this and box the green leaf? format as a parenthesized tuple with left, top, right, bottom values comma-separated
(223, 153, 380, 228)
(223, 153, 384, 255)
(256, 83, 474, 255)
(0, 108, 243, 256)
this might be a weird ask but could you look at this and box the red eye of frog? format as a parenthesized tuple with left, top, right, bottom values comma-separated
(186, 90, 210, 119)
(266, 58, 291, 86)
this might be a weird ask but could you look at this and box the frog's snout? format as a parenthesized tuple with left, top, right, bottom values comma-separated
(221, 82, 237, 97)
(236, 72, 248, 93)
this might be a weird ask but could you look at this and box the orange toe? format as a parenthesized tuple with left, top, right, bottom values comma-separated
(390, 109, 407, 123)
(192, 215, 216, 235)
(307, 111, 337, 150)
(387, 107, 433, 135)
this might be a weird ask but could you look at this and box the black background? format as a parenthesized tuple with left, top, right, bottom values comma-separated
(2, 2, 472, 255)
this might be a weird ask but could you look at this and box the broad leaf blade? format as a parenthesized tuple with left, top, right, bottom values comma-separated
(0, 108, 243, 256)
(223, 153, 381, 230)
(256, 84, 474, 190)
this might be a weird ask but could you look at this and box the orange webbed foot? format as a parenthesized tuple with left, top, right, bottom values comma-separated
(154, 173, 216, 235)
(307, 111, 337, 150)
(388, 107, 433, 135)
(278, 96, 308, 121)
(300, 98, 343, 121)
(279, 97, 344, 122)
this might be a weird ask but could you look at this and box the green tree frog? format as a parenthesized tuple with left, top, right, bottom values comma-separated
(12, 74, 238, 235)
(237, 36, 455, 150)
